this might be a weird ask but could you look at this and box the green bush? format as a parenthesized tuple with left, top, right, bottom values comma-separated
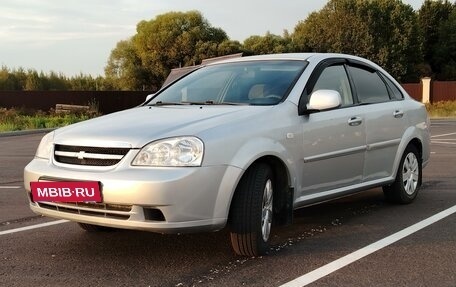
(0, 107, 101, 132)
(0, 122, 19, 132)
(426, 101, 456, 118)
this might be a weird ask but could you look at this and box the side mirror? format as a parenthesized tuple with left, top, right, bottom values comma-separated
(306, 90, 342, 112)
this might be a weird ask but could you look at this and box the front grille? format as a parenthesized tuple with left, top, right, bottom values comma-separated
(38, 202, 132, 220)
(54, 144, 130, 166)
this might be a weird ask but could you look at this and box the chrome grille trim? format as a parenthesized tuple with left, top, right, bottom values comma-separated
(54, 144, 130, 166)
(54, 151, 124, 160)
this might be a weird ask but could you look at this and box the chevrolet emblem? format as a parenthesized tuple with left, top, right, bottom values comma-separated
(77, 151, 86, 160)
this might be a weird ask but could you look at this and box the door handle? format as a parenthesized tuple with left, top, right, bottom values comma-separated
(393, 110, 404, 118)
(348, 116, 363, 126)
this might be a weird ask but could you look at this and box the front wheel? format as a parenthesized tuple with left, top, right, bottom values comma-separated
(383, 145, 422, 204)
(229, 163, 274, 256)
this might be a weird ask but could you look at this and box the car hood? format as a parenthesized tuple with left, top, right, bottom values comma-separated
(53, 105, 269, 148)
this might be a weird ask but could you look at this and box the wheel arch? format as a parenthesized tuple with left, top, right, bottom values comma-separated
(228, 155, 294, 227)
(392, 136, 424, 185)
(391, 122, 427, 178)
(408, 138, 423, 161)
(406, 138, 423, 187)
(384, 139, 423, 204)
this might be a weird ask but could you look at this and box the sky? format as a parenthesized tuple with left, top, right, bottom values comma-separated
(0, 0, 425, 77)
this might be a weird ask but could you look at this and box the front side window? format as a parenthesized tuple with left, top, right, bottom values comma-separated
(348, 66, 390, 104)
(149, 61, 307, 106)
(312, 65, 353, 106)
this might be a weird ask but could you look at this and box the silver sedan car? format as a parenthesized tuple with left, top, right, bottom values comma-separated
(24, 53, 430, 256)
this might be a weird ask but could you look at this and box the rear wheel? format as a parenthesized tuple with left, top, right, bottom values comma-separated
(229, 163, 274, 256)
(383, 145, 421, 204)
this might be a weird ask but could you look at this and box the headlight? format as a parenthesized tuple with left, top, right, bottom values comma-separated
(35, 131, 55, 159)
(132, 137, 204, 167)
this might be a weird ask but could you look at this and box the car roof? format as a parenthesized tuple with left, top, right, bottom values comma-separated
(206, 53, 315, 65)
(207, 53, 377, 68)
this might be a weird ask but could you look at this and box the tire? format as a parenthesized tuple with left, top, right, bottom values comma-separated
(229, 163, 274, 256)
(383, 145, 422, 204)
(77, 223, 114, 232)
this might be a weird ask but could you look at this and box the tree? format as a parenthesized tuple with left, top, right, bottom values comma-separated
(243, 32, 293, 55)
(69, 73, 97, 90)
(25, 70, 44, 90)
(292, 0, 423, 81)
(191, 39, 244, 65)
(433, 7, 456, 80)
(0, 66, 20, 90)
(105, 39, 146, 90)
(47, 71, 69, 90)
(293, 1, 373, 55)
(14, 68, 27, 90)
(106, 11, 233, 90)
(216, 40, 244, 56)
(418, 0, 456, 79)
(418, 0, 454, 76)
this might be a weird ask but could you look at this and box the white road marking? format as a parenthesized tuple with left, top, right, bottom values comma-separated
(432, 141, 456, 145)
(0, 220, 69, 236)
(431, 132, 456, 138)
(0, 186, 21, 189)
(280, 205, 456, 287)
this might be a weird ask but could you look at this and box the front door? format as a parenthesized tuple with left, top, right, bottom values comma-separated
(298, 64, 366, 198)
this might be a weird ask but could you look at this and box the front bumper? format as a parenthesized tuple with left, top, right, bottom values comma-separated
(24, 157, 243, 233)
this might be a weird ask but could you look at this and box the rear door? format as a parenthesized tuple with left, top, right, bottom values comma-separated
(346, 63, 408, 181)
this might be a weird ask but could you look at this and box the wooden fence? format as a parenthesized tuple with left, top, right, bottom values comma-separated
(0, 91, 154, 114)
(401, 83, 422, 102)
(401, 81, 456, 103)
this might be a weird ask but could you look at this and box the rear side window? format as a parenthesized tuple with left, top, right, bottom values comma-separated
(349, 66, 390, 104)
(382, 74, 404, 100)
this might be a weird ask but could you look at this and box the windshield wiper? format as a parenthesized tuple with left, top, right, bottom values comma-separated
(150, 101, 248, 106)
(149, 101, 187, 106)
(181, 101, 248, 106)
(217, 102, 249, 106)
(181, 100, 216, 105)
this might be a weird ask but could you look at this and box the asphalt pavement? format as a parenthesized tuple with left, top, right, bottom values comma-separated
(0, 120, 455, 287)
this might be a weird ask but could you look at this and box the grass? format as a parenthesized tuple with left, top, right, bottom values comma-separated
(0, 107, 100, 132)
(425, 101, 456, 118)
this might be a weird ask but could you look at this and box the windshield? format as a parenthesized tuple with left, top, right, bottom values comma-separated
(149, 60, 307, 106)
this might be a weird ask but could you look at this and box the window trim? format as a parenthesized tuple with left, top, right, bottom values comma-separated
(298, 58, 348, 115)
(346, 63, 392, 105)
(298, 57, 403, 115)
(378, 72, 404, 101)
